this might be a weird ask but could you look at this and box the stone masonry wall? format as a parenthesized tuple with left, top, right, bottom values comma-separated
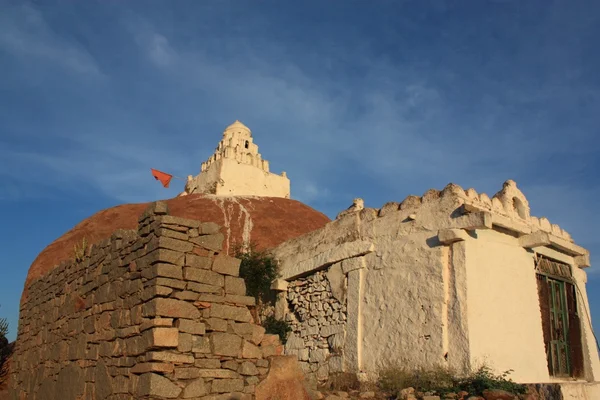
(9, 202, 284, 400)
(284, 267, 347, 384)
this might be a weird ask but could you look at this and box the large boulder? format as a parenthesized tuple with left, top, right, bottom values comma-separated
(23, 194, 330, 303)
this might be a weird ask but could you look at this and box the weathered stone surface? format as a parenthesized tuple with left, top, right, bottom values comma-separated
(212, 378, 244, 393)
(137, 373, 182, 398)
(184, 268, 225, 287)
(205, 317, 228, 332)
(175, 367, 200, 380)
(238, 361, 259, 376)
(144, 327, 179, 348)
(188, 281, 222, 293)
(182, 378, 209, 398)
(178, 332, 193, 352)
(176, 319, 206, 335)
(210, 303, 253, 322)
(196, 369, 242, 379)
(186, 254, 212, 269)
(241, 340, 262, 359)
(325, 263, 346, 304)
(232, 323, 265, 345)
(142, 298, 201, 319)
(225, 276, 247, 295)
(255, 356, 311, 400)
(145, 351, 194, 364)
(211, 333, 242, 357)
(140, 317, 174, 331)
(141, 263, 183, 280)
(131, 362, 174, 374)
(212, 254, 241, 276)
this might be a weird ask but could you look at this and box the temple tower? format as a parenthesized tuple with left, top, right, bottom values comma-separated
(180, 121, 291, 198)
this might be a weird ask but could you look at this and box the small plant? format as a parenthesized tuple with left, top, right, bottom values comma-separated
(377, 363, 527, 397)
(456, 365, 527, 396)
(262, 315, 292, 344)
(73, 237, 88, 262)
(234, 243, 280, 322)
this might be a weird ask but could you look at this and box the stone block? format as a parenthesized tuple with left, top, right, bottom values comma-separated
(242, 340, 262, 359)
(232, 323, 265, 345)
(212, 254, 241, 276)
(225, 295, 256, 306)
(141, 263, 183, 280)
(184, 268, 225, 287)
(186, 254, 212, 269)
(175, 367, 200, 380)
(154, 236, 194, 253)
(144, 248, 185, 266)
(196, 369, 242, 378)
(238, 361, 259, 376)
(143, 298, 201, 319)
(178, 332, 193, 352)
(145, 351, 194, 364)
(144, 327, 179, 348)
(211, 332, 242, 357)
(320, 324, 345, 338)
(176, 319, 206, 335)
(212, 378, 244, 393)
(155, 227, 188, 241)
(210, 303, 253, 322)
(147, 277, 187, 290)
(141, 285, 174, 301)
(222, 360, 239, 370)
(140, 317, 174, 331)
(205, 318, 228, 332)
(182, 378, 209, 398)
(187, 282, 222, 294)
(173, 290, 200, 301)
(160, 214, 200, 228)
(225, 276, 247, 295)
(192, 335, 211, 354)
(270, 279, 288, 291)
(191, 233, 224, 251)
(131, 362, 174, 374)
(137, 372, 182, 398)
(195, 358, 221, 368)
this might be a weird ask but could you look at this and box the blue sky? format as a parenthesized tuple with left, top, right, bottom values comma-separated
(1, 0, 599, 343)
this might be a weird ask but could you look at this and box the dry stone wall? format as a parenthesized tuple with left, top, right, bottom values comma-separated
(9, 202, 285, 400)
(284, 268, 347, 383)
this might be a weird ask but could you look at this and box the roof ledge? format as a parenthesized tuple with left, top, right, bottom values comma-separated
(519, 231, 588, 258)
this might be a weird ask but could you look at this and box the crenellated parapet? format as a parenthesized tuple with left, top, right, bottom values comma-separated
(336, 180, 576, 244)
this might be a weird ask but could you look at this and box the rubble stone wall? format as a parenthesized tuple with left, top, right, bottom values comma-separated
(283, 267, 348, 384)
(9, 202, 284, 400)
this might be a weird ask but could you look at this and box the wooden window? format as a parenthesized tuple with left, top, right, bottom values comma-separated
(536, 256, 584, 378)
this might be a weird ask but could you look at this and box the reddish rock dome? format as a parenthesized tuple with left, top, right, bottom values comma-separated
(24, 194, 330, 296)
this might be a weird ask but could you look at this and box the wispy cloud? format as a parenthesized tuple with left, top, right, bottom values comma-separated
(0, 2, 103, 77)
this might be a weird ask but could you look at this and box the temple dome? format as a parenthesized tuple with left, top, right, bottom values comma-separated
(224, 120, 251, 134)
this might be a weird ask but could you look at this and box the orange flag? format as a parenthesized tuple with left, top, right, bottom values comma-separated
(151, 168, 173, 188)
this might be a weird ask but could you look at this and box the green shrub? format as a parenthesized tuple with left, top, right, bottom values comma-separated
(262, 315, 292, 344)
(234, 244, 280, 308)
(377, 363, 527, 397)
(456, 365, 527, 396)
